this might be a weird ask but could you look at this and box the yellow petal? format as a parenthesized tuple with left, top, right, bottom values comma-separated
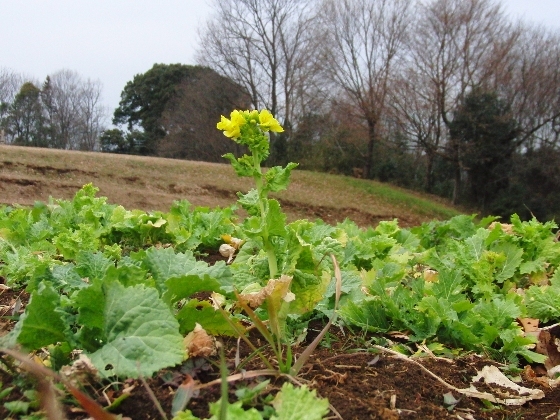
(259, 109, 284, 133)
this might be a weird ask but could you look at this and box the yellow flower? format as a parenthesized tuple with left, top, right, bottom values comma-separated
(258, 109, 284, 133)
(216, 110, 246, 138)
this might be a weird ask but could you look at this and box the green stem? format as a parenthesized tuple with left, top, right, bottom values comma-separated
(253, 151, 278, 279)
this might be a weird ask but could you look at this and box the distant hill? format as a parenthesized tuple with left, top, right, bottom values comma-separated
(0, 145, 460, 228)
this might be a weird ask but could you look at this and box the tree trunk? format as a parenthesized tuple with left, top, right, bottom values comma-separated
(426, 151, 435, 193)
(451, 141, 461, 205)
(365, 118, 376, 179)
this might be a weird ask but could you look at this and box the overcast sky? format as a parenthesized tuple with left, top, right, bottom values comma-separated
(1, 0, 560, 119)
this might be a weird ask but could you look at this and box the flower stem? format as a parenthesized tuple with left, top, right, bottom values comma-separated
(253, 151, 278, 279)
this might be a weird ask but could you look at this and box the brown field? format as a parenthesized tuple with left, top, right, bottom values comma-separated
(0, 144, 459, 228)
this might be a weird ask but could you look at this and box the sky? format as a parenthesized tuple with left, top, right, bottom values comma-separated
(1, 0, 560, 119)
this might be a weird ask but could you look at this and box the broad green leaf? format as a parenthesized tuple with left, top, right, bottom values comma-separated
(431, 269, 465, 302)
(16, 283, 67, 349)
(163, 274, 226, 306)
(175, 300, 242, 336)
(51, 263, 88, 292)
(271, 383, 329, 420)
(475, 298, 521, 329)
(265, 199, 287, 238)
(74, 281, 105, 331)
(88, 282, 184, 378)
(142, 247, 209, 291)
(104, 264, 151, 288)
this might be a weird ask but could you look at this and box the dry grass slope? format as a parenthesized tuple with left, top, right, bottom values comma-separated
(0, 145, 460, 228)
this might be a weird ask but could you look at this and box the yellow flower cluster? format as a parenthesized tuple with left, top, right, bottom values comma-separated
(217, 109, 284, 139)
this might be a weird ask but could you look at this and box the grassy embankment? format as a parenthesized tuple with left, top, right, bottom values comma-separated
(0, 145, 460, 227)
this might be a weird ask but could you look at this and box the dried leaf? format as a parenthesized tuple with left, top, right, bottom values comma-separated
(468, 365, 545, 405)
(238, 275, 293, 308)
(219, 243, 236, 264)
(535, 323, 560, 374)
(519, 318, 539, 333)
(184, 323, 217, 357)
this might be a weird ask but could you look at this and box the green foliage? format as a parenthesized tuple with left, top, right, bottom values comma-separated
(171, 382, 329, 420)
(113, 64, 243, 155)
(1, 169, 560, 413)
(0, 184, 238, 379)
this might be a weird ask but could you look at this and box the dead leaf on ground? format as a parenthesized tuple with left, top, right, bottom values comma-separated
(184, 323, 217, 358)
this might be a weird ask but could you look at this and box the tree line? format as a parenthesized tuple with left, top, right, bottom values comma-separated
(2, 0, 560, 221)
(196, 0, 560, 220)
(0, 69, 106, 150)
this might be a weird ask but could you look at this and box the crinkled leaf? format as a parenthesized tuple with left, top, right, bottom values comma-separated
(263, 163, 298, 193)
(209, 400, 263, 420)
(526, 285, 560, 322)
(76, 251, 113, 281)
(271, 383, 329, 420)
(88, 282, 184, 378)
(492, 243, 523, 282)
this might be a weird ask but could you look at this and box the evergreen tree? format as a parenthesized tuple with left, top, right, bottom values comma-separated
(6, 82, 48, 147)
(450, 88, 519, 211)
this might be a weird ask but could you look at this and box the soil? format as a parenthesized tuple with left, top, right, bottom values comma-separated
(2, 273, 560, 420)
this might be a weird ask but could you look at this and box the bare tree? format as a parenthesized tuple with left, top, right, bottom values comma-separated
(409, 0, 516, 202)
(42, 70, 106, 150)
(158, 68, 251, 161)
(390, 68, 443, 192)
(77, 79, 106, 151)
(318, 0, 412, 179)
(196, 0, 322, 128)
(495, 25, 560, 151)
(0, 69, 26, 139)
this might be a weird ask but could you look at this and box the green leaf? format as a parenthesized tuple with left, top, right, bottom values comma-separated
(172, 410, 200, 420)
(417, 296, 458, 324)
(431, 269, 465, 303)
(492, 243, 523, 283)
(16, 283, 67, 350)
(74, 281, 105, 332)
(3, 400, 30, 414)
(475, 298, 521, 329)
(263, 163, 298, 193)
(209, 400, 263, 420)
(51, 263, 88, 292)
(88, 282, 184, 378)
(163, 275, 225, 306)
(526, 285, 560, 322)
(76, 251, 113, 281)
(142, 247, 208, 292)
(271, 383, 329, 420)
(339, 299, 389, 332)
(176, 300, 241, 336)
(223, 153, 258, 178)
(265, 199, 287, 238)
